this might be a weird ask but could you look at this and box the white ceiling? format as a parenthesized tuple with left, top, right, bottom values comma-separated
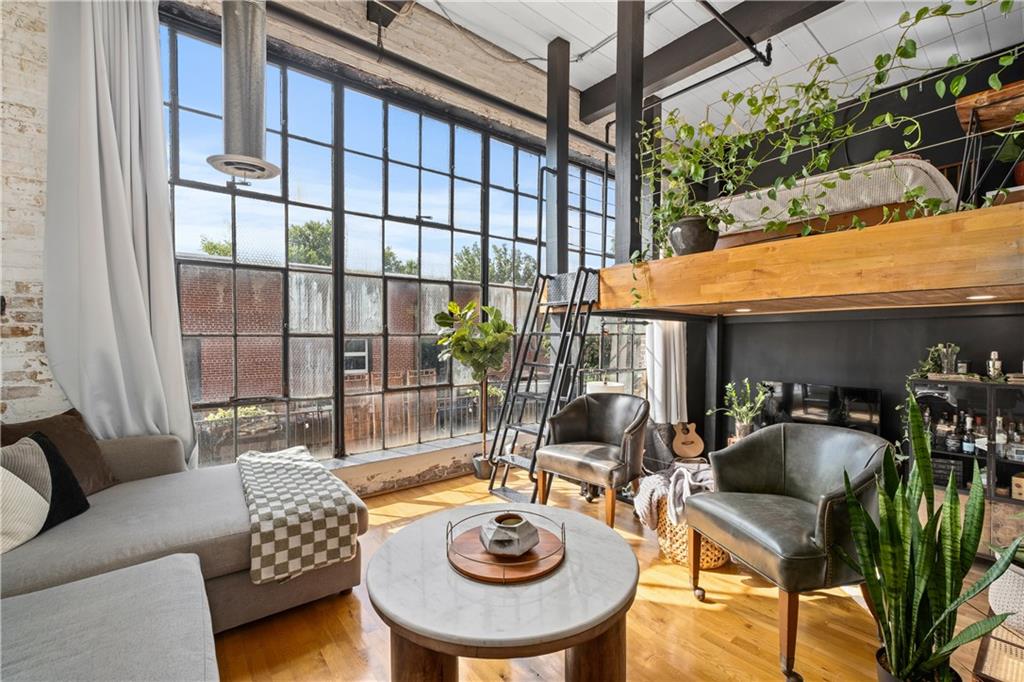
(418, 1, 1024, 126)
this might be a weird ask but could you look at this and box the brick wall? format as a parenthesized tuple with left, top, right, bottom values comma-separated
(0, 0, 612, 421)
(1, 1, 71, 421)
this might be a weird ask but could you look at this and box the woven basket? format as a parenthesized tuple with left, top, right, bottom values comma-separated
(656, 497, 729, 569)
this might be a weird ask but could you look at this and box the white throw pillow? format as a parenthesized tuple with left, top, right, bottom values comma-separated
(1, 438, 51, 553)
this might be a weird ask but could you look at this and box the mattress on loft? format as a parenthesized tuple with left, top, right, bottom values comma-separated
(708, 157, 958, 234)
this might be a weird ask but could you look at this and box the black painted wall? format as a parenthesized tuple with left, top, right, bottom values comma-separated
(709, 305, 1024, 447)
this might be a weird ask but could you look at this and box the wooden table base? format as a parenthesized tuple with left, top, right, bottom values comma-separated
(388, 615, 628, 682)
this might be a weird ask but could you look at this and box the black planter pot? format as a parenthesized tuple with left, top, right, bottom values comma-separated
(875, 648, 962, 682)
(667, 216, 718, 255)
(471, 455, 493, 480)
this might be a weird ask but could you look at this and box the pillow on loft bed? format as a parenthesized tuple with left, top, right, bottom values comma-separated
(707, 156, 958, 237)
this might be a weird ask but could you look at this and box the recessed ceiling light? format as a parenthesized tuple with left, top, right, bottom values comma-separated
(965, 295, 997, 301)
(735, 307, 752, 313)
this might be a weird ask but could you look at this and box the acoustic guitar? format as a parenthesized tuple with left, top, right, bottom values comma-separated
(672, 422, 704, 459)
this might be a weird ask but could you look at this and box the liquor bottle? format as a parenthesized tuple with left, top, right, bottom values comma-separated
(923, 407, 932, 441)
(994, 415, 1008, 457)
(975, 415, 988, 453)
(935, 413, 949, 447)
(962, 420, 976, 455)
(946, 412, 962, 453)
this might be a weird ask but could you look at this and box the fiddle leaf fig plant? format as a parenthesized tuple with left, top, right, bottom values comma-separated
(435, 301, 515, 459)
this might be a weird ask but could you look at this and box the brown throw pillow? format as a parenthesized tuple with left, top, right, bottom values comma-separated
(1, 409, 118, 496)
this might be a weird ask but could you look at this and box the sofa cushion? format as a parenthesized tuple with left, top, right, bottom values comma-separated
(1, 553, 218, 681)
(1, 409, 118, 496)
(1, 463, 369, 598)
(686, 492, 827, 593)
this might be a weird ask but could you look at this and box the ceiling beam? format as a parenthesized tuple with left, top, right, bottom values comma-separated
(579, 0, 842, 124)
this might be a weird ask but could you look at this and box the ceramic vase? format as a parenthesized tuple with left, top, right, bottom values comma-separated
(479, 512, 540, 557)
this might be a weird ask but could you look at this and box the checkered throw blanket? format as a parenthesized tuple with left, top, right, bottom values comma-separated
(237, 447, 360, 584)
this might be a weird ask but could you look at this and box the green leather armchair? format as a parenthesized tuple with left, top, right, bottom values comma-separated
(685, 423, 888, 680)
(534, 393, 649, 528)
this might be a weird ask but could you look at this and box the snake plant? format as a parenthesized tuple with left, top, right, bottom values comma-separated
(840, 392, 1023, 681)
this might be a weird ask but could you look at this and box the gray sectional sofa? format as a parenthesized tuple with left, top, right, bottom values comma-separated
(1, 435, 368, 680)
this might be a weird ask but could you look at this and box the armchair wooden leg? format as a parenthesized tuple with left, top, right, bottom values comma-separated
(779, 589, 800, 680)
(536, 470, 548, 505)
(687, 526, 704, 602)
(604, 489, 616, 528)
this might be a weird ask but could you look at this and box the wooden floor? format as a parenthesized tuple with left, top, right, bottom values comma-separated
(215, 471, 990, 681)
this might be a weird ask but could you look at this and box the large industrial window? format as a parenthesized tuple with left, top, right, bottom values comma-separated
(162, 21, 618, 464)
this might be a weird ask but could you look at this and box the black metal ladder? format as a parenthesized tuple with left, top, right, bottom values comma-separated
(487, 268, 599, 502)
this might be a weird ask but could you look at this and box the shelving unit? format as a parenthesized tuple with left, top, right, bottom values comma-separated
(911, 378, 1024, 557)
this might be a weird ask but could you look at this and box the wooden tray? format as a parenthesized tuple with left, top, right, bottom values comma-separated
(447, 526, 565, 584)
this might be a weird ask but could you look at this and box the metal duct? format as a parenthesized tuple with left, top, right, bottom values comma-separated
(207, 0, 280, 180)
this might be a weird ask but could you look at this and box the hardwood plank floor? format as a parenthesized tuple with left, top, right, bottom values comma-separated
(216, 471, 991, 681)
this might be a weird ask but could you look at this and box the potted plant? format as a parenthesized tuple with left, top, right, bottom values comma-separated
(841, 393, 1022, 682)
(435, 301, 515, 479)
(706, 378, 769, 439)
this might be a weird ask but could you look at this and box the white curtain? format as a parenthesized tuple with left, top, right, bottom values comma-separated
(44, 1, 195, 461)
(645, 321, 687, 424)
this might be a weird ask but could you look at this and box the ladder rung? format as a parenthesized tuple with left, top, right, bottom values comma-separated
(496, 453, 534, 469)
(524, 361, 554, 368)
(507, 424, 540, 436)
(514, 391, 568, 404)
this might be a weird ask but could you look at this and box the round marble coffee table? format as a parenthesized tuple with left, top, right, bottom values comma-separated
(367, 503, 638, 682)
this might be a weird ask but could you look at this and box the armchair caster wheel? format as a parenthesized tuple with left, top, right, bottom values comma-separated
(693, 587, 706, 602)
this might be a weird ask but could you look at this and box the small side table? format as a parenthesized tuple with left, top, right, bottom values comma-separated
(367, 503, 639, 681)
(973, 617, 1024, 682)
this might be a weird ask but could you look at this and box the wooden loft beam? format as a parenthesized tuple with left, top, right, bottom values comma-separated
(580, 1, 840, 124)
(597, 203, 1024, 315)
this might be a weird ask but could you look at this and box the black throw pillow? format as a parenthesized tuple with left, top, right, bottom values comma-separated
(29, 432, 90, 532)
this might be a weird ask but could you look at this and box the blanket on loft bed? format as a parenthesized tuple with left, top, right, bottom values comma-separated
(707, 156, 959, 235)
(237, 446, 360, 584)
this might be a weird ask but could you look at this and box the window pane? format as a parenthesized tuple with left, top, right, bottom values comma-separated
(183, 336, 234, 403)
(387, 336, 418, 388)
(517, 195, 538, 241)
(342, 336, 382, 393)
(419, 337, 448, 385)
(452, 233, 481, 282)
(514, 242, 538, 287)
(585, 170, 604, 213)
(344, 276, 382, 334)
(344, 214, 381, 274)
(607, 179, 616, 217)
(178, 111, 222, 184)
(237, 336, 283, 398)
(454, 283, 480, 310)
(585, 252, 603, 269)
(517, 149, 540, 195)
(289, 399, 334, 459)
(236, 269, 283, 334)
(569, 209, 582, 247)
(287, 69, 332, 143)
(236, 401, 288, 454)
(289, 337, 333, 398)
(488, 286, 513, 324)
(179, 265, 233, 334)
(288, 139, 332, 206)
(235, 198, 285, 266)
(384, 391, 418, 448)
(174, 187, 231, 260)
(489, 188, 514, 238)
(420, 282, 449, 333)
(248, 131, 282, 196)
(488, 238, 513, 285)
(453, 356, 474, 386)
(453, 180, 481, 231)
(419, 387, 449, 441)
(569, 164, 582, 208)
(388, 105, 419, 164)
(421, 116, 450, 172)
(344, 89, 383, 156)
(421, 227, 451, 281)
(515, 289, 532, 327)
(289, 271, 332, 334)
(387, 163, 419, 219)
(386, 279, 419, 334)
(384, 222, 418, 277)
(178, 34, 221, 114)
(454, 127, 481, 180)
(266, 65, 281, 131)
(344, 394, 382, 454)
(489, 139, 513, 188)
(420, 171, 450, 225)
(344, 152, 383, 215)
(288, 205, 333, 268)
(194, 406, 235, 467)
(452, 386, 480, 434)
